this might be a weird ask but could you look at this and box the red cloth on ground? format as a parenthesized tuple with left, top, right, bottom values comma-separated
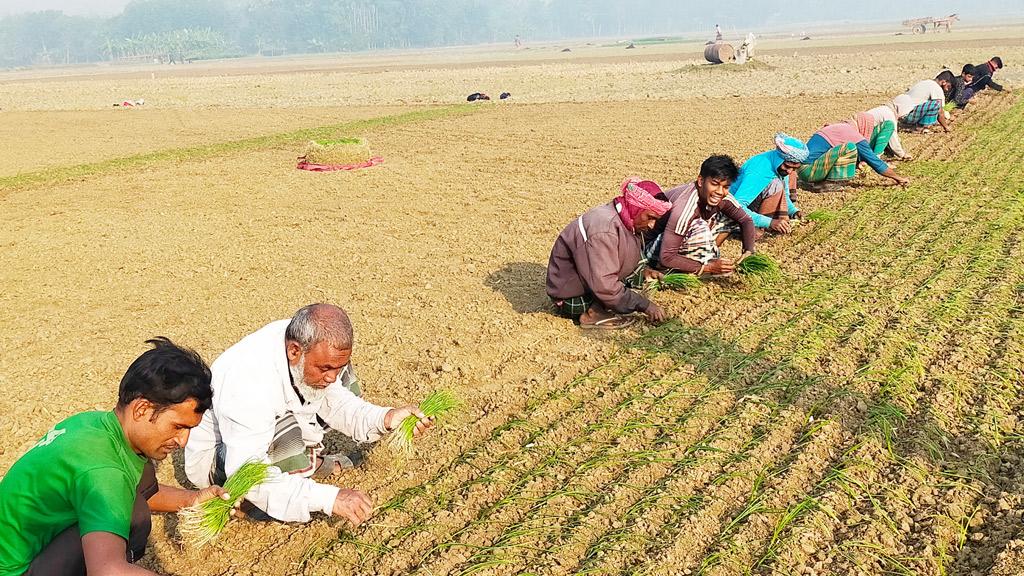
(296, 156, 383, 172)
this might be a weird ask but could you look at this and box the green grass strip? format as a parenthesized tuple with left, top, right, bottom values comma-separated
(0, 104, 479, 193)
(313, 137, 365, 146)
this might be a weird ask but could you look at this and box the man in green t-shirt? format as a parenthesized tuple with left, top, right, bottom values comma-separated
(0, 337, 233, 576)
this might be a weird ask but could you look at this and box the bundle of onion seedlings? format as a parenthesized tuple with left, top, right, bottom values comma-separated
(736, 253, 782, 282)
(389, 390, 460, 455)
(302, 137, 372, 165)
(803, 209, 837, 223)
(647, 272, 702, 292)
(177, 460, 273, 548)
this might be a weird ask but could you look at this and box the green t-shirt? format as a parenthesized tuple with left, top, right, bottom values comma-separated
(0, 411, 146, 575)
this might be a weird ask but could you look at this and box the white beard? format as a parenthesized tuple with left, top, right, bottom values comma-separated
(289, 355, 330, 404)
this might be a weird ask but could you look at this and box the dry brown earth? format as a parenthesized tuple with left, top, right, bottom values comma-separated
(0, 106, 413, 177)
(0, 27, 1020, 111)
(1, 28, 1022, 576)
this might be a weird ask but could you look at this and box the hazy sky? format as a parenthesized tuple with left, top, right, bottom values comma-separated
(1, 0, 1021, 19)
(0, 0, 130, 17)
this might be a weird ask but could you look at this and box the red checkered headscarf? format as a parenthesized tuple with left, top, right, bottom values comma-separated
(616, 177, 672, 232)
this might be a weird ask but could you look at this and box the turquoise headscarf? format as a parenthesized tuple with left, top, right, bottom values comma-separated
(774, 132, 809, 163)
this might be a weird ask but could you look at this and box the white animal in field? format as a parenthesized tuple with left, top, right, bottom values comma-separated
(735, 33, 757, 64)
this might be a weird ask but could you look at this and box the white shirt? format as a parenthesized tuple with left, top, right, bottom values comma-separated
(184, 320, 391, 522)
(891, 79, 945, 117)
(865, 104, 908, 158)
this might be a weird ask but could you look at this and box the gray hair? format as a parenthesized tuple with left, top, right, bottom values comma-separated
(285, 303, 354, 352)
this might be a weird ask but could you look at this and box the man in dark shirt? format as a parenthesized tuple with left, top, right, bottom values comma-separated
(967, 57, 1007, 94)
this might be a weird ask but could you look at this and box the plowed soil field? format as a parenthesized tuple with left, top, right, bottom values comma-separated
(1, 28, 1022, 576)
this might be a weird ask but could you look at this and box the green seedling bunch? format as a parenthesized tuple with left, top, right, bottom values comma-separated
(177, 461, 273, 548)
(803, 210, 837, 223)
(737, 253, 782, 282)
(648, 272, 701, 292)
(389, 390, 460, 455)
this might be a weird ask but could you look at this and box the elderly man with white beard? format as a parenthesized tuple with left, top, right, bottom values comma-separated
(184, 303, 433, 526)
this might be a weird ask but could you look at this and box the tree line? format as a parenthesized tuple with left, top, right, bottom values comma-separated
(0, 0, 1018, 67)
(0, 0, 698, 66)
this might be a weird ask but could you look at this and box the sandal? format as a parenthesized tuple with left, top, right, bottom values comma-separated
(580, 315, 637, 330)
(311, 453, 356, 479)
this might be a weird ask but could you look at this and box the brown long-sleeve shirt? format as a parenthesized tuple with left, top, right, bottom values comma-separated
(546, 201, 651, 314)
(658, 183, 756, 273)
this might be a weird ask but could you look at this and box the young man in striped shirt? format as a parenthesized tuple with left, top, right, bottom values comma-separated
(651, 155, 757, 277)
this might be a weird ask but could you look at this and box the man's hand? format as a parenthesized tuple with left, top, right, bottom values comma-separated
(892, 175, 910, 186)
(332, 488, 372, 527)
(769, 218, 792, 234)
(645, 302, 668, 324)
(794, 210, 804, 220)
(643, 268, 665, 282)
(702, 258, 735, 275)
(937, 107, 952, 133)
(191, 485, 230, 507)
(385, 406, 435, 438)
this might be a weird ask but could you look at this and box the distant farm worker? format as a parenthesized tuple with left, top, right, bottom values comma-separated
(893, 73, 953, 132)
(715, 24, 723, 41)
(861, 104, 911, 160)
(651, 155, 756, 277)
(546, 178, 672, 330)
(184, 303, 434, 527)
(0, 338, 233, 575)
(799, 120, 909, 188)
(966, 56, 1008, 94)
(728, 133, 808, 235)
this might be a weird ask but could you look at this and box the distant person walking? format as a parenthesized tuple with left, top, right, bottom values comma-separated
(715, 24, 723, 41)
(514, 35, 522, 48)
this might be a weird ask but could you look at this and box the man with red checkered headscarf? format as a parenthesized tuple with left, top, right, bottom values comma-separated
(546, 178, 672, 330)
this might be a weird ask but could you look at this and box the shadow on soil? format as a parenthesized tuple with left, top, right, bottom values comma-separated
(485, 261, 551, 314)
